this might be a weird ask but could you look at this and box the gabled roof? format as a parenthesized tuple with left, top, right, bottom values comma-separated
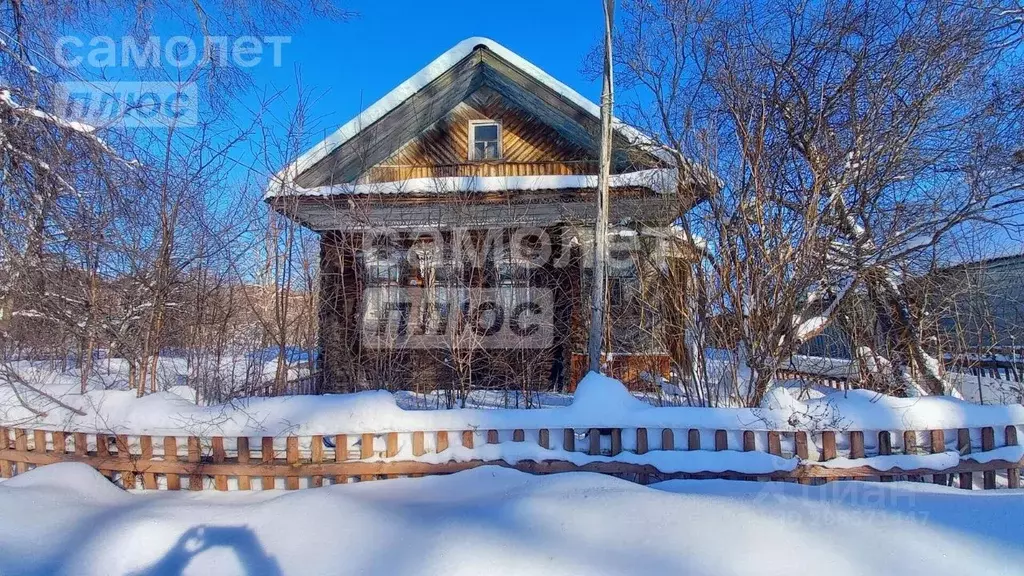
(266, 37, 680, 198)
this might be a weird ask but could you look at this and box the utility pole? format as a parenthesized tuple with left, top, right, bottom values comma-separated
(588, 0, 615, 374)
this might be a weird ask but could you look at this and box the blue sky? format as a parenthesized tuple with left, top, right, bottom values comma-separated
(246, 0, 607, 153)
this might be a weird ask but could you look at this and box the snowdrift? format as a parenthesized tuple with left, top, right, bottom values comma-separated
(2, 371, 1023, 438)
(2, 463, 1023, 576)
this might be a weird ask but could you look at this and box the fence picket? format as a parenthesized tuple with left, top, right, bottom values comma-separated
(188, 437, 202, 491)
(768, 431, 782, 457)
(849, 430, 865, 485)
(386, 433, 399, 479)
(588, 429, 600, 455)
(139, 436, 157, 489)
(164, 437, 180, 490)
(795, 432, 809, 485)
(849, 431, 864, 459)
(981, 427, 996, 490)
(74, 432, 87, 458)
(742, 430, 757, 480)
(958, 429, 972, 490)
(52, 431, 66, 455)
(237, 437, 252, 490)
(13, 430, 28, 474)
(636, 429, 648, 454)
(0, 426, 9, 478)
(117, 435, 135, 489)
(311, 435, 324, 488)
(286, 437, 300, 489)
(903, 431, 921, 482)
(262, 437, 276, 490)
(636, 428, 649, 484)
(687, 429, 699, 451)
(358, 433, 375, 482)
(1006, 426, 1020, 489)
(930, 430, 947, 486)
(333, 434, 347, 485)
(878, 432, 893, 483)
(821, 432, 836, 460)
(662, 429, 674, 451)
(563, 429, 574, 452)
(742, 431, 755, 452)
(212, 437, 228, 491)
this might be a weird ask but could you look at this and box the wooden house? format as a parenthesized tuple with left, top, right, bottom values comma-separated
(266, 38, 710, 394)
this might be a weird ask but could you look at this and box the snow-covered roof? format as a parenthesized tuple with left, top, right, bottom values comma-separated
(267, 37, 675, 198)
(283, 168, 678, 197)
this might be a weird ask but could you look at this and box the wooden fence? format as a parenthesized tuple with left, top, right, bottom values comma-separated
(776, 368, 857, 391)
(1, 422, 1020, 492)
(780, 355, 1024, 391)
(946, 357, 1024, 383)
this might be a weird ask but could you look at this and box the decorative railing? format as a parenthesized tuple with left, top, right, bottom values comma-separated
(2, 423, 1020, 491)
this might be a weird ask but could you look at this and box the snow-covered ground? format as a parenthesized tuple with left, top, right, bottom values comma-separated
(1, 463, 1022, 576)
(4, 370, 1023, 438)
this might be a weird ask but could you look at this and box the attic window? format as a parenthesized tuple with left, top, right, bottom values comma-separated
(469, 120, 501, 161)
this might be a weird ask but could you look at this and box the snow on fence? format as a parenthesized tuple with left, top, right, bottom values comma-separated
(2, 422, 1021, 491)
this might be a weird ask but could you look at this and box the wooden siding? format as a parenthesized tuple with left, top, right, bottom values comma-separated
(359, 87, 601, 183)
(290, 45, 670, 190)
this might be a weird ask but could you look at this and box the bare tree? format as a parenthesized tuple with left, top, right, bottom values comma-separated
(608, 0, 1024, 403)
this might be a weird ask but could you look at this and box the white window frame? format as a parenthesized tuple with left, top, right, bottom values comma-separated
(468, 120, 502, 161)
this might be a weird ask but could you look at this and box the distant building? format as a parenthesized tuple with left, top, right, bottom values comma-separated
(928, 252, 1024, 352)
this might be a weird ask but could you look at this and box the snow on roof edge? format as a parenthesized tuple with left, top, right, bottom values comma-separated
(278, 168, 678, 198)
(266, 37, 675, 200)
